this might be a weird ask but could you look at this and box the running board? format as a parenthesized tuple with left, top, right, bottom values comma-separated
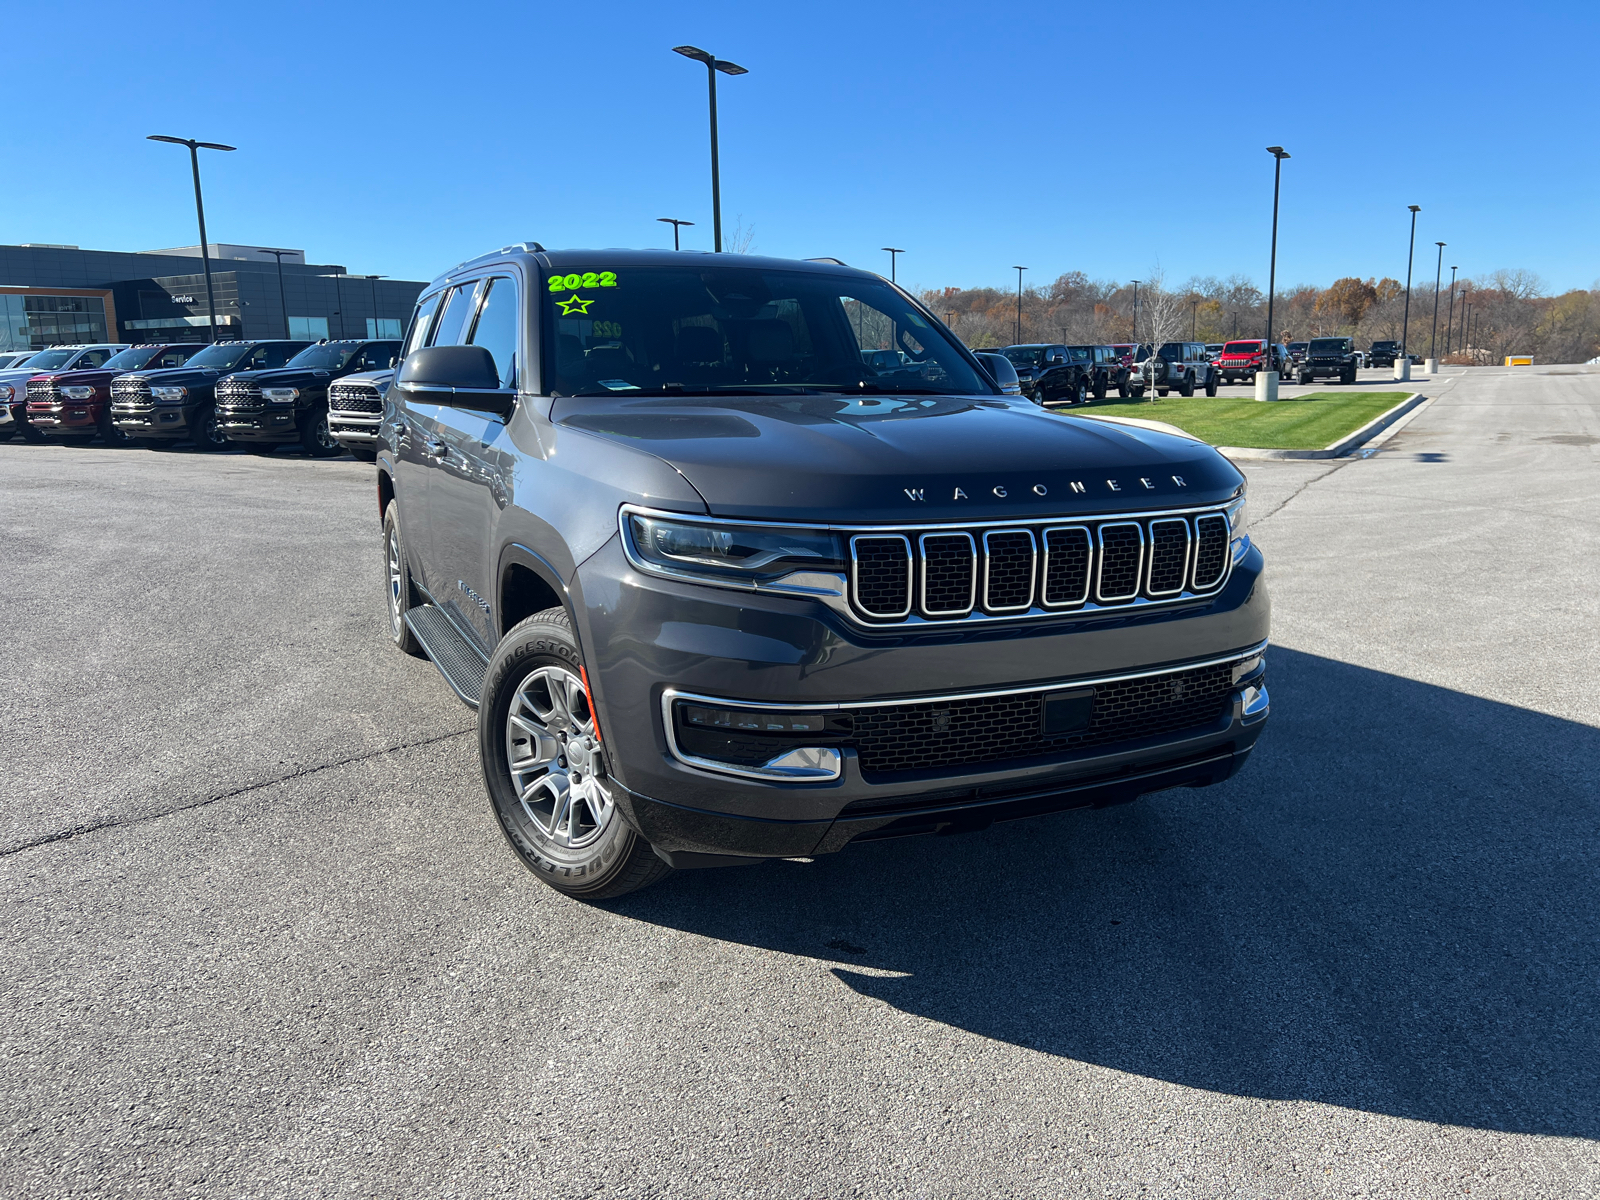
(405, 604, 489, 708)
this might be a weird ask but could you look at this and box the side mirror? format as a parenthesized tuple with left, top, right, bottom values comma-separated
(1049, 354, 1064, 364)
(396, 345, 512, 415)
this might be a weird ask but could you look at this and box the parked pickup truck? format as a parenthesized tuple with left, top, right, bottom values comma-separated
(374, 245, 1269, 900)
(1296, 337, 1359, 385)
(996, 343, 1094, 405)
(25, 343, 203, 445)
(0, 344, 127, 442)
(215, 338, 400, 456)
(1067, 344, 1131, 399)
(111, 339, 311, 450)
(327, 368, 395, 461)
(1367, 341, 1402, 368)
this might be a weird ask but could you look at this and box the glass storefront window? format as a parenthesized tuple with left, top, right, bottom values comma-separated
(0, 293, 109, 351)
(366, 318, 403, 339)
(289, 316, 329, 341)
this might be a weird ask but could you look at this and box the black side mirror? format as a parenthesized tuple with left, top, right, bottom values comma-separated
(396, 345, 511, 415)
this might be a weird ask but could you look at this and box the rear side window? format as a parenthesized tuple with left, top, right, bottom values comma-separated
(243, 343, 302, 370)
(356, 342, 402, 371)
(74, 349, 114, 368)
(404, 292, 442, 357)
(156, 347, 195, 367)
(467, 277, 519, 389)
(430, 282, 482, 348)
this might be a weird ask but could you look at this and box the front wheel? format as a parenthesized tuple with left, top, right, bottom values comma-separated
(97, 409, 134, 447)
(479, 607, 673, 900)
(383, 502, 424, 657)
(191, 403, 231, 452)
(1131, 386, 1145, 399)
(1156, 388, 1169, 398)
(1093, 375, 1108, 400)
(1117, 381, 1128, 398)
(1299, 372, 1312, 386)
(1204, 372, 1218, 397)
(301, 405, 344, 458)
(1179, 373, 1195, 397)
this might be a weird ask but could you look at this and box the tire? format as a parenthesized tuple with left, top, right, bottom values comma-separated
(1204, 372, 1218, 397)
(191, 403, 231, 452)
(1131, 386, 1145, 399)
(349, 445, 378, 463)
(1156, 389, 1169, 398)
(1117, 381, 1128, 398)
(1342, 369, 1356, 385)
(1299, 373, 1311, 386)
(97, 408, 134, 448)
(301, 404, 344, 458)
(1093, 374, 1107, 401)
(382, 502, 425, 657)
(1074, 377, 1088, 404)
(1179, 372, 1195, 397)
(479, 606, 673, 900)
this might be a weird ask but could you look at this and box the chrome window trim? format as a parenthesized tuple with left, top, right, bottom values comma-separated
(981, 528, 1037, 612)
(917, 530, 976, 617)
(849, 533, 913, 619)
(1040, 525, 1092, 609)
(1145, 517, 1192, 598)
(1095, 522, 1144, 603)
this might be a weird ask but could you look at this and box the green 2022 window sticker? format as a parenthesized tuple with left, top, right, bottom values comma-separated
(548, 271, 618, 293)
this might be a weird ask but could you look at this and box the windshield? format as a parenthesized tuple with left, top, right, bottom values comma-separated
(183, 343, 259, 370)
(543, 265, 992, 397)
(998, 346, 1043, 367)
(16, 349, 75, 370)
(102, 346, 165, 371)
(1223, 341, 1264, 354)
(1309, 338, 1347, 354)
(285, 342, 364, 370)
(1371, 341, 1398, 349)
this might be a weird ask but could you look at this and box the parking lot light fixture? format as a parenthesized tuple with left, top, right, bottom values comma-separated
(672, 46, 748, 253)
(657, 217, 694, 250)
(1398, 205, 1421, 380)
(1445, 265, 1458, 355)
(1428, 241, 1446, 371)
(147, 135, 235, 343)
(256, 248, 295, 336)
(882, 247, 905, 284)
(1259, 147, 1290, 401)
(1013, 266, 1028, 344)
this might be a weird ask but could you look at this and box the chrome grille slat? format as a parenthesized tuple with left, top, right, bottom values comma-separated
(844, 505, 1234, 624)
(26, 380, 59, 401)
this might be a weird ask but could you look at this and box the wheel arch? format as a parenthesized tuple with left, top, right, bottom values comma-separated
(377, 467, 395, 526)
(497, 543, 571, 639)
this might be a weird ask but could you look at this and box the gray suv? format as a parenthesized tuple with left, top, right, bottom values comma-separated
(379, 246, 1271, 899)
(1144, 341, 1219, 397)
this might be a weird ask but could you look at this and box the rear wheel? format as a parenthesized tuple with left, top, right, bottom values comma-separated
(1204, 372, 1218, 397)
(480, 607, 673, 900)
(1156, 388, 1169, 398)
(1093, 374, 1107, 400)
(1073, 377, 1089, 404)
(1131, 386, 1145, 399)
(1179, 372, 1195, 397)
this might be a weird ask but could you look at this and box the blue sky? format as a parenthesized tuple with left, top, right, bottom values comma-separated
(6, 0, 1595, 294)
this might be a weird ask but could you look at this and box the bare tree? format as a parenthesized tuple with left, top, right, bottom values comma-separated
(723, 215, 756, 255)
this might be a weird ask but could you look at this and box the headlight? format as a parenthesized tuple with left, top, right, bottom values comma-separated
(624, 512, 845, 586)
(262, 387, 299, 403)
(61, 385, 95, 400)
(1225, 489, 1249, 561)
(151, 386, 187, 402)
(0, 385, 12, 401)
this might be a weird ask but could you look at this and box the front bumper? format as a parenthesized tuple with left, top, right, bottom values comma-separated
(328, 412, 379, 444)
(216, 406, 302, 442)
(576, 533, 1271, 855)
(112, 403, 194, 438)
(25, 402, 100, 433)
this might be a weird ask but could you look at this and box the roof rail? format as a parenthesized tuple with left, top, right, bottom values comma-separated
(804, 257, 848, 266)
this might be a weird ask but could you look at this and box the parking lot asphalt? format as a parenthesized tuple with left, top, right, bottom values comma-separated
(2, 370, 1597, 1199)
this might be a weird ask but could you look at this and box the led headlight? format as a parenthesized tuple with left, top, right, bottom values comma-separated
(61, 385, 95, 400)
(1225, 487, 1250, 561)
(151, 386, 187, 402)
(0, 385, 13, 400)
(625, 512, 844, 586)
(262, 387, 299, 404)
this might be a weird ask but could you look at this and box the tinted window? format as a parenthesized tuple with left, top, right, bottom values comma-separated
(430, 282, 481, 348)
(467, 277, 519, 388)
(243, 342, 308, 370)
(285, 342, 365, 370)
(998, 347, 1044, 367)
(404, 292, 442, 357)
(1159, 342, 1184, 359)
(155, 346, 199, 368)
(355, 342, 402, 372)
(72, 349, 114, 369)
(1309, 338, 1348, 354)
(102, 346, 165, 371)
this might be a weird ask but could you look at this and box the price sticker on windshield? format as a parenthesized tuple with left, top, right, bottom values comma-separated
(548, 271, 618, 293)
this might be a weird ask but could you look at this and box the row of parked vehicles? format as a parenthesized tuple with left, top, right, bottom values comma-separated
(0, 339, 399, 458)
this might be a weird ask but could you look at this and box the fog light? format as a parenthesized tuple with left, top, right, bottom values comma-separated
(671, 698, 848, 782)
(1240, 684, 1269, 723)
(682, 704, 827, 734)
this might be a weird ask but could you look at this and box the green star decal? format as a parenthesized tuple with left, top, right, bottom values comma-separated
(558, 293, 595, 316)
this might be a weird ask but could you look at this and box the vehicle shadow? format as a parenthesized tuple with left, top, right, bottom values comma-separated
(611, 647, 1600, 1138)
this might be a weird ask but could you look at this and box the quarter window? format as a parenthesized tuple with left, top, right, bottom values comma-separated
(467, 277, 519, 389)
(404, 292, 442, 357)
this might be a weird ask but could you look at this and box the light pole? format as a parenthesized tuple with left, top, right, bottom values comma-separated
(147, 134, 235, 343)
(1398, 204, 1420, 380)
(1428, 241, 1445, 372)
(1013, 266, 1028, 344)
(1131, 280, 1140, 344)
(882, 247, 904, 284)
(364, 275, 386, 338)
(1261, 146, 1290, 400)
(1445, 265, 1458, 356)
(1191, 298, 1198, 340)
(256, 248, 295, 337)
(657, 217, 694, 250)
(672, 46, 747, 253)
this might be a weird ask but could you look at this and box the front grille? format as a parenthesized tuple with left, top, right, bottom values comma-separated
(215, 379, 262, 409)
(329, 382, 383, 415)
(851, 660, 1237, 777)
(25, 379, 58, 402)
(110, 376, 152, 411)
(847, 506, 1234, 623)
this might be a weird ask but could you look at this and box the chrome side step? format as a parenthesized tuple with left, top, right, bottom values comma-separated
(405, 604, 489, 708)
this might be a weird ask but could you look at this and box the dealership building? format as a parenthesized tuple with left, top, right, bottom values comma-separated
(0, 243, 426, 352)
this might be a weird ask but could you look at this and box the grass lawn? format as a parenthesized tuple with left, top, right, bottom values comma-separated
(1057, 391, 1405, 450)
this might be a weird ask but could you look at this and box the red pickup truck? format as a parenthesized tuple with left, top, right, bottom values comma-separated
(25, 343, 205, 445)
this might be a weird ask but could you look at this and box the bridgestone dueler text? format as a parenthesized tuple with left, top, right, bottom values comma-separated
(478, 607, 673, 900)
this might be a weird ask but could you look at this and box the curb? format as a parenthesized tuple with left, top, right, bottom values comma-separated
(1218, 392, 1427, 461)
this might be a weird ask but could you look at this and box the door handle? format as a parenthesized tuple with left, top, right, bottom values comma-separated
(390, 419, 407, 438)
(423, 439, 448, 459)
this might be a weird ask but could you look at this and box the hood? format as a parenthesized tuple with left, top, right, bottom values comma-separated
(551, 392, 1242, 523)
(121, 364, 228, 388)
(0, 367, 54, 387)
(33, 368, 127, 387)
(336, 368, 394, 387)
(221, 366, 339, 387)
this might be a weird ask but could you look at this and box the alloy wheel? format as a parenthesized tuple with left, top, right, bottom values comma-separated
(387, 523, 404, 636)
(504, 666, 614, 849)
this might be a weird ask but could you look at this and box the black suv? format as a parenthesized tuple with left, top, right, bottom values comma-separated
(996, 344, 1094, 405)
(215, 339, 401, 456)
(1368, 340, 1401, 368)
(378, 247, 1271, 899)
(110, 340, 312, 450)
(1067, 344, 1131, 399)
(1297, 336, 1359, 385)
